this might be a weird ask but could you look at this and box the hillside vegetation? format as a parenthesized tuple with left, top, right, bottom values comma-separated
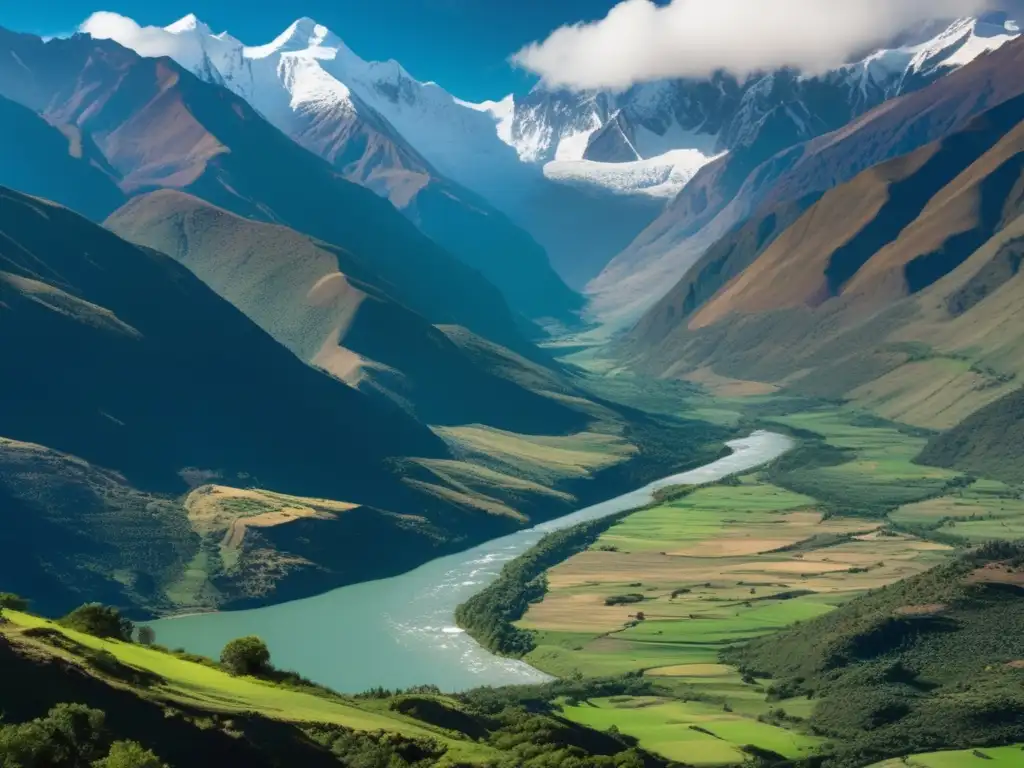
(725, 542, 1024, 767)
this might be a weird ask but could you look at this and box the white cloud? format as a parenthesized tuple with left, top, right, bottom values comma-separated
(79, 12, 182, 57)
(512, 0, 997, 90)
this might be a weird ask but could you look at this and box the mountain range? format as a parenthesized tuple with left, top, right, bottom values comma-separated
(2, 5, 1024, 622)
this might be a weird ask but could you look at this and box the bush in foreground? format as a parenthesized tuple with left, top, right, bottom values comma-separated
(220, 636, 271, 676)
(60, 604, 134, 642)
(0, 592, 28, 611)
(93, 740, 169, 768)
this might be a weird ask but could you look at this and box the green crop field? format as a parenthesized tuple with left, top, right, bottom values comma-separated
(561, 696, 821, 765)
(870, 744, 1024, 766)
(763, 409, 963, 512)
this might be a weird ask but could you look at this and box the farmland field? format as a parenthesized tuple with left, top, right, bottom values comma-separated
(510, 406, 981, 764)
(869, 744, 1024, 767)
(561, 696, 820, 765)
(520, 466, 951, 680)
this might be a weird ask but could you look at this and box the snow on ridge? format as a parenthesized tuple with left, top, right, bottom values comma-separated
(457, 94, 515, 145)
(543, 147, 725, 199)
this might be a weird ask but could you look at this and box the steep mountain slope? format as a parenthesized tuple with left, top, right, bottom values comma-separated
(0, 184, 727, 617)
(0, 185, 459, 614)
(630, 193, 822, 346)
(689, 93, 1024, 328)
(588, 15, 1023, 327)
(84, 15, 580, 324)
(626, 85, 1024, 431)
(105, 190, 590, 434)
(0, 27, 537, 357)
(0, 95, 125, 219)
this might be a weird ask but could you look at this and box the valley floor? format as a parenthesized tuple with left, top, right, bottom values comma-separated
(490, 389, 1024, 765)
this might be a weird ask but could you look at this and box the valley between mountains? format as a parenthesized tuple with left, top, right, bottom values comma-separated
(2, 6, 1024, 768)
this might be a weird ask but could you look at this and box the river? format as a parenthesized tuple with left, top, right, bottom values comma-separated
(150, 430, 792, 693)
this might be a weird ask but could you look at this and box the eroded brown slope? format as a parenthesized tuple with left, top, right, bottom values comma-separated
(690, 91, 1024, 328)
(628, 93, 1024, 429)
(614, 37, 1024, 331)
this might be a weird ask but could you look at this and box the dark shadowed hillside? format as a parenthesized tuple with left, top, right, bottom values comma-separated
(0, 94, 125, 219)
(919, 386, 1024, 483)
(105, 191, 590, 434)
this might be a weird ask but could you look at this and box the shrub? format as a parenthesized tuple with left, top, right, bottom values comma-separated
(0, 703, 107, 766)
(136, 626, 156, 646)
(220, 636, 271, 676)
(60, 604, 134, 641)
(604, 594, 645, 606)
(0, 592, 28, 611)
(93, 740, 168, 768)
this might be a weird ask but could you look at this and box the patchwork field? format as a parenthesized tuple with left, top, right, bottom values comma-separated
(889, 478, 1024, 542)
(520, 478, 950, 681)
(560, 696, 821, 766)
(870, 744, 1024, 767)
(507, 406, 991, 764)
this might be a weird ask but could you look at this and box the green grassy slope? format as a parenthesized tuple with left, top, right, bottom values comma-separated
(0, 610, 667, 768)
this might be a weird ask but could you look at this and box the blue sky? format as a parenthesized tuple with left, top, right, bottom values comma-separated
(1, 0, 642, 100)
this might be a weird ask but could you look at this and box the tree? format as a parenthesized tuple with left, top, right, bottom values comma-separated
(220, 636, 271, 676)
(136, 626, 156, 646)
(0, 703, 107, 767)
(60, 604, 134, 641)
(93, 741, 168, 768)
(0, 592, 28, 611)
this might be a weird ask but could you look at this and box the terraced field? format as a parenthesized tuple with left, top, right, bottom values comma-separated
(561, 696, 821, 766)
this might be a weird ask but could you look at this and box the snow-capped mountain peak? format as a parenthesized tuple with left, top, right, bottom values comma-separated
(164, 13, 209, 35)
(85, 13, 529, 205)
(249, 17, 338, 58)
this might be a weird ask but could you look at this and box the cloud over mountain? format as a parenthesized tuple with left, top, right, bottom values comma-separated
(512, 0, 996, 90)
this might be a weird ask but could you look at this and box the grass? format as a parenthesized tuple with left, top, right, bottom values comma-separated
(436, 425, 638, 485)
(870, 744, 1024, 767)
(519, 464, 950, 681)
(762, 409, 962, 513)
(594, 484, 816, 553)
(3, 611, 497, 765)
(560, 696, 821, 765)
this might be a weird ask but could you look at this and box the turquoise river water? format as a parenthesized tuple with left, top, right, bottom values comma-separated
(150, 431, 792, 693)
